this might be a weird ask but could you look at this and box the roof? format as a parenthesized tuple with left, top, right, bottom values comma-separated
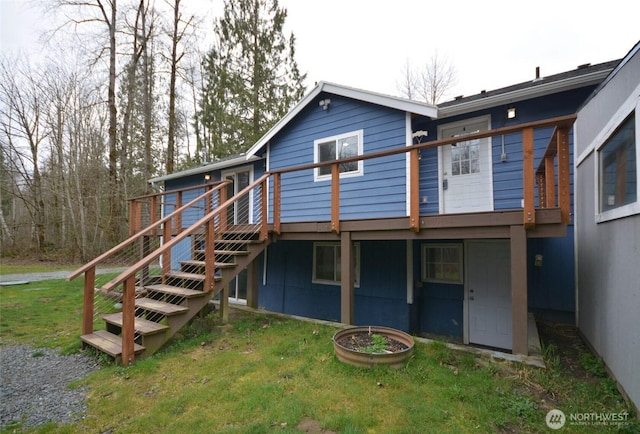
(438, 60, 620, 118)
(148, 153, 262, 184)
(245, 81, 438, 158)
(578, 40, 640, 110)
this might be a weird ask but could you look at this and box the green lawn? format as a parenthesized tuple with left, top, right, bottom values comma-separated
(1, 271, 638, 433)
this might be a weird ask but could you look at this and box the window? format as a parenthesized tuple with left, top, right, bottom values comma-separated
(451, 139, 480, 175)
(599, 112, 637, 213)
(421, 244, 463, 284)
(312, 242, 360, 286)
(314, 130, 363, 181)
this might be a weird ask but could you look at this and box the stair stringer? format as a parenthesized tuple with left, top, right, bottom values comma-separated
(138, 238, 270, 358)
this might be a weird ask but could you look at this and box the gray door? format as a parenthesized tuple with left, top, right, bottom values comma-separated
(467, 240, 512, 350)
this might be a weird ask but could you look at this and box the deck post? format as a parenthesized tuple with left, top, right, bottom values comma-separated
(162, 218, 172, 282)
(273, 173, 281, 235)
(150, 196, 157, 236)
(220, 283, 229, 324)
(544, 155, 556, 208)
(340, 231, 354, 324)
(522, 127, 535, 229)
(129, 199, 136, 236)
(122, 276, 136, 365)
(260, 178, 268, 241)
(204, 219, 216, 293)
(82, 266, 96, 335)
(557, 127, 571, 223)
(331, 163, 340, 234)
(175, 191, 183, 233)
(246, 258, 260, 309)
(409, 148, 420, 232)
(510, 225, 528, 356)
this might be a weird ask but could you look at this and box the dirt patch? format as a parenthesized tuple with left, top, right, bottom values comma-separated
(335, 332, 409, 353)
(536, 319, 596, 381)
(296, 417, 336, 433)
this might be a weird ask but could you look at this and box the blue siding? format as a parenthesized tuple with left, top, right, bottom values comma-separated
(415, 87, 592, 215)
(269, 94, 407, 222)
(259, 240, 410, 331)
(527, 229, 576, 323)
(417, 282, 464, 338)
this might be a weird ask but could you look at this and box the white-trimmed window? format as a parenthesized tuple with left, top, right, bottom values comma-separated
(312, 242, 360, 286)
(314, 130, 364, 181)
(598, 111, 637, 215)
(421, 244, 463, 284)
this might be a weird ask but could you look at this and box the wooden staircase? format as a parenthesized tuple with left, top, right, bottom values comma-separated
(80, 227, 268, 364)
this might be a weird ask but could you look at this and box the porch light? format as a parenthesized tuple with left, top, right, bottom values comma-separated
(204, 173, 211, 181)
(507, 107, 516, 119)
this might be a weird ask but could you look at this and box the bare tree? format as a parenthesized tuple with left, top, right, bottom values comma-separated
(53, 0, 122, 243)
(396, 58, 418, 101)
(396, 52, 457, 104)
(0, 58, 48, 257)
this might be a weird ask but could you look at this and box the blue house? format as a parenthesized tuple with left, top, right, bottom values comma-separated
(76, 60, 620, 364)
(143, 60, 617, 357)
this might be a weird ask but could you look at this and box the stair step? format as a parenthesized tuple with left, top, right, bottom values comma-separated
(180, 260, 236, 269)
(81, 330, 145, 358)
(103, 312, 169, 335)
(211, 239, 259, 245)
(145, 284, 206, 299)
(165, 271, 205, 281)
(214, 249, 250, 256)
(135, 297, 189, 316)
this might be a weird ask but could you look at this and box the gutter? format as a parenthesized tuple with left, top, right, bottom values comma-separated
(438, 69, 614, 118)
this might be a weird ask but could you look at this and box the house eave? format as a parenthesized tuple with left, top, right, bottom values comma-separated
(148, 155, 262, 184)
(438, 69, 613, 118)
(245, 81, 438, 158)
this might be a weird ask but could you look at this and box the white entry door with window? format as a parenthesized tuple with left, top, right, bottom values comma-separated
(438, 116, 493, 213)
(466, 240, 512, 350)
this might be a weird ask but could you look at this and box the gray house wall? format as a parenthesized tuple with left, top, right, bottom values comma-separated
(575, 44, 640, 412)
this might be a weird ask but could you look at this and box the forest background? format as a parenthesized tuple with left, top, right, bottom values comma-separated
(0, 0, 310, 262)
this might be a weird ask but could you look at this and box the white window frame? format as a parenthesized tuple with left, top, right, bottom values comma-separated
(421, 243, 463, 284)
(313, 129, 364, 181)
(312, 242, 360, 287)
(595, 99, 640, 223)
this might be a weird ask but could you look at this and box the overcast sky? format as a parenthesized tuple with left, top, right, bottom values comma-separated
(1, 0, 639, 102)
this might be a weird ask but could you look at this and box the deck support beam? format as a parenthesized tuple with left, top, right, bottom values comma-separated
(340, 231, 354, 325)
(510, 225, 528, 355)
(122, 276, 136, 365)
(220, 283, 229, 324)
(246, 257, 260, 309)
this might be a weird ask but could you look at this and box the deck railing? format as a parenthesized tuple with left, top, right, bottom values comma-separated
(69, 176, 269, 364)
(269, 114, 576, 232)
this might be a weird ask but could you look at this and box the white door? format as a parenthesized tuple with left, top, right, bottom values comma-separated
(438, 117, 493, 213)
(466, 240, 512, 350)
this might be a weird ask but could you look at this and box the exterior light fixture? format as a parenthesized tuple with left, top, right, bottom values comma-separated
(319, 98, 331, 110)
(507, 107, 516, 119)
(204, 173, 211, 181)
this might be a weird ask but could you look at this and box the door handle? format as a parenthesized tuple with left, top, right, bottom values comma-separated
(443, 179, 448, 190)
(469, 296, 474, 301)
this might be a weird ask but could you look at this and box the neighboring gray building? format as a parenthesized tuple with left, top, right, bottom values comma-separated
(575, 40, 640, 412)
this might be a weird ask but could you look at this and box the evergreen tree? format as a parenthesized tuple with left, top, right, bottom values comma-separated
(197, 0, 306, 161)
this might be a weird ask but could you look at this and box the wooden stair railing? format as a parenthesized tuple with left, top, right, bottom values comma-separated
(73, 174, 270, 365)
(68, 181, 229, 338)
